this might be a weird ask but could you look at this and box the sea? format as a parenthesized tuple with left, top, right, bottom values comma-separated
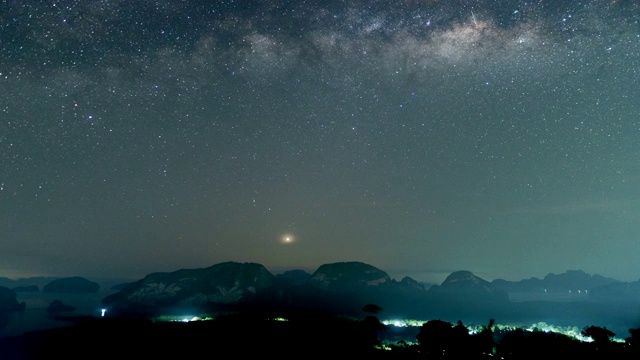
(0, 289, 119, 338)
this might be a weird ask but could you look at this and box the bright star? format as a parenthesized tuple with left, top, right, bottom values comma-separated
(281, 234, 295, 244)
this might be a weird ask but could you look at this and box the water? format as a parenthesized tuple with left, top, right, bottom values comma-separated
(0, 290, 118, 337)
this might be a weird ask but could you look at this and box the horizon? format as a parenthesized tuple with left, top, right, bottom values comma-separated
(2, 260, 637, 286)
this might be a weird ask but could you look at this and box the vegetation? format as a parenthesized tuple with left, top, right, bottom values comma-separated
(2, 312, 640, 359)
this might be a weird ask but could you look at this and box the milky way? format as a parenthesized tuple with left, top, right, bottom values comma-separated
(1, 1, 639, 282)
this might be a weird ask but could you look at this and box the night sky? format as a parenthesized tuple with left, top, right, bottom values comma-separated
(1, 1, 639, 283)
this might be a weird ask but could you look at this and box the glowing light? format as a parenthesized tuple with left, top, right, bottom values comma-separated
(383, 320, 408, 327)
(101, 309, 106, 317)
(181, 317, 200, 323)
(280, 233, 295, 244)
(152, 315, 214, 322)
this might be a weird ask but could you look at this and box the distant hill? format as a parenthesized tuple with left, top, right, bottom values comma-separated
(303, 261, 428, 316)
(47, 299, 77, 314)
(308, 261, 392, 292)
(102, 261, 429, 318)
(99, 261, 640, 328)
(305, 262, 426, 298)
(589, 280, 640, 302)
(0, 277, 59, 289)
(13, 285, 39, 293)
(110, 282, 131, 291)
(43, 277, 100, 293)
(0, 286, 26, 313)
(492, 270, 620, 301)
(428, 270, 508, 303)
(102, 262, 275, 313)
(275, 270, 311, 286)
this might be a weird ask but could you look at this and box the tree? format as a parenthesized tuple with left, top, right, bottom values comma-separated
(627, 327, 640, 346)
(582, 325, 615, 345)
(358, 315, 387, 350)
(417, 320, 455, 358)
(358, 303, 386, 350)
(471, 318, 496, 356)
(362, 303, 383, 315)
(627, 328, 640, 356)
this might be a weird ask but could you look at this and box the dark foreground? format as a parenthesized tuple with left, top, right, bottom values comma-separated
(1, 314, 639, 359)
(1, 314, 390, 360)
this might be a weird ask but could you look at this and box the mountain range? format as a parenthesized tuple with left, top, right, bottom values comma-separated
(492, 270, 620, 293)
(95, 262, 640, 323)
(3, 262, 640, 327)
(3, 261, 640, 339)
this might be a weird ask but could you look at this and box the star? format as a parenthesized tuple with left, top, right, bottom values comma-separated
(281, 234, 295, 244)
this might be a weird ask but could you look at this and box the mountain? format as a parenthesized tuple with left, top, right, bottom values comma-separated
(428, 270, 508, 303)
(588, 280, 640, 302)
(43, 277, 100, 293)
(13, 285, 39, 293)
(294, 262, 428, 317)
(541, 270, 619, 291)
(491, 276, 545, 293)
(102, 261, 640, 325)
(307, 261, 429, 302)
(275, 270, 311, 286)
(491, 270, 620, 300)
(47, 299, 77, 314)
(0, 286, 26, 313)
(110, 282, 130, 291)
(102, 262, 275, 312)
(307, 262, 392, 292)
(0, 276, 59, 289)
(101, 261, 429, 318)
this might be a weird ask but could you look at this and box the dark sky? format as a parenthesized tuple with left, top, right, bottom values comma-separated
(1, 0, 639, 283)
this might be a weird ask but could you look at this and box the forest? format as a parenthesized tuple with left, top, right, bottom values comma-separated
(1, 310, 640, 360)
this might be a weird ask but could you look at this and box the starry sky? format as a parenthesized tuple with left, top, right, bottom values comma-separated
(1, 0, 639, 283)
